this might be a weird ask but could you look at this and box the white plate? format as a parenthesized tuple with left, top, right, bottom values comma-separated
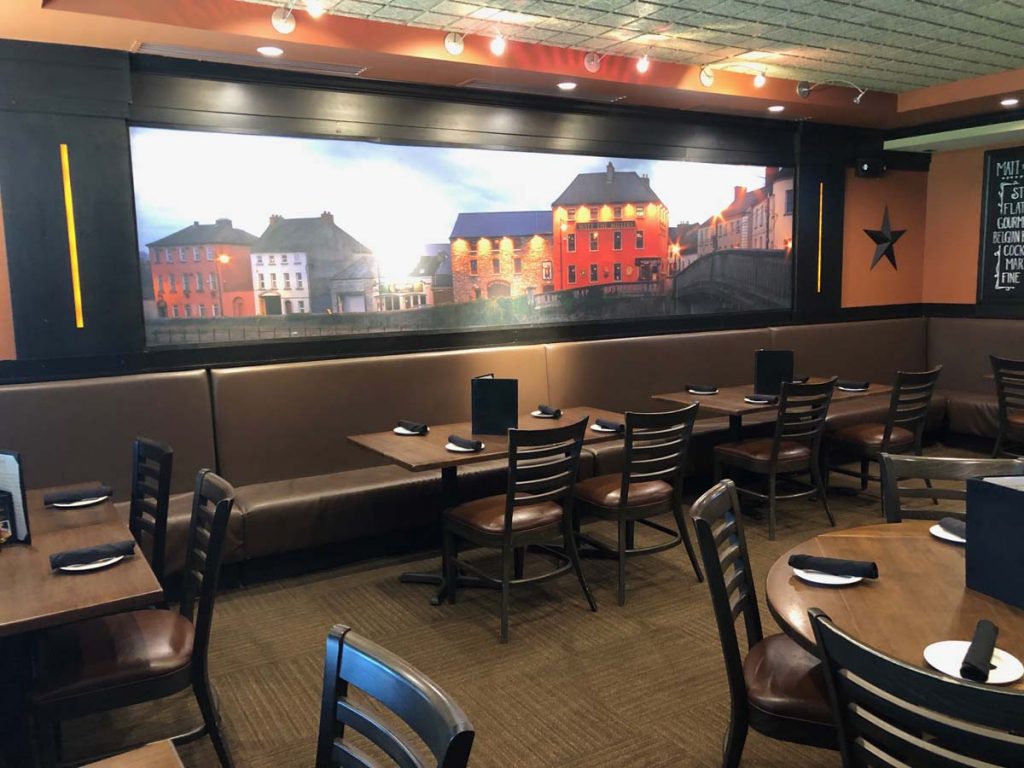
(445, 442, 484, 453)
(687, 389, 718, 395)
(838, 386, 869, 392)
(590, 424, 620, 433)
(51, 495, 110, 509)
(930, 523, 967, 544)
(792, 567, 863, 586)
(59, 555, 124, 573)
(530, 410, 558, 418)
(393, 426, 427, 436)
(743, 397, 777, 405)
(924, 640, 1024, 685)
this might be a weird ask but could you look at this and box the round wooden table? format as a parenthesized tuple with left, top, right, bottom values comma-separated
(767, 521, 1024, 690)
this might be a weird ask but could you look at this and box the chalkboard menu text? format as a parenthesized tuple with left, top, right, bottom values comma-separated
(979, 146, 1024, 304)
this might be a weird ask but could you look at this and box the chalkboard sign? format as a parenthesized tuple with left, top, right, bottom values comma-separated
(979, 146, 1024, 304)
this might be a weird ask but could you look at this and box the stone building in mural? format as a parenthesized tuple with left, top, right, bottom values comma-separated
(449, 211, 554, 303)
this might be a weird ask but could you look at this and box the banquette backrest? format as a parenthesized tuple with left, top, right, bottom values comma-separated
(543, 328, 772, 414)
(210, 345, 550, 486)
(0, 370, 216, 500)
(769, 318, 928, 384)
(927, 317, 1024, 393)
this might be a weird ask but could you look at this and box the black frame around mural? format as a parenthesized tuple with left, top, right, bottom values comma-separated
(0, 39, 925, 382)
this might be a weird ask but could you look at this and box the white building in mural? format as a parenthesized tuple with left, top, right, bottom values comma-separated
(249, 250, 311, 315)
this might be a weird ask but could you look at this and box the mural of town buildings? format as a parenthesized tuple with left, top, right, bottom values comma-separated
(130, 128, 793, 346)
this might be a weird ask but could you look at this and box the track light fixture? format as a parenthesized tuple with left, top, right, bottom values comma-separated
(490, 33, 506, 56)
(444, 32, 465, 56)
(271, 5, 296, 34)
(583, 52, 602, 73)
(797, 78, 868, 104)
(636, 51, 650, 74)
(753, 71, 766, 88)
(305, 0, 326, 17)
(699, 67, 714, 87)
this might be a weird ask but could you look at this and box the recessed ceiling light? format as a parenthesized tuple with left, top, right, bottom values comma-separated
(753, 72, 767, 88)
(699, 67, 714, 87)
(767, 105, 785, 113)
(557, 81, 577, 91)
(444, 32, 465, 56)
(1001, 97, 1020, 107)
(257, 45, 284, 57)
(305, 0, 326, 17)
(490, 34, 506, 56)
(270, 7, 295, 34)
(636, 53, 650, 74)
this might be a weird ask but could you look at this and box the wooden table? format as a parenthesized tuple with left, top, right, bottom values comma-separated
(653, 380, 892, 441)
(350, 406, 627, 603)
(766, 521, 1024, 690)
(0, 486, 162, 766)
(84, 741, 183, 768)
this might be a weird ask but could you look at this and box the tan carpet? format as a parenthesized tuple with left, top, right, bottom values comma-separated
(62, 453, 974, 768)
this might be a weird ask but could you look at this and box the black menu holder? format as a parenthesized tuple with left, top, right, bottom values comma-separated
(966, 476, 1024, 609)
(754, 349, 795, 396)
(471, 374, 518, 436)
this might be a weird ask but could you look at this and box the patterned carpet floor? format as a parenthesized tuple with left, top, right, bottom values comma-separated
(63, 450, 976, 768)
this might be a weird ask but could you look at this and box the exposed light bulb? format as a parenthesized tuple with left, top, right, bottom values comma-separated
(636, 53, 650, 74)
(753, 71, 766, 88)
(305, 0, 326, 18)
(699, 67, 714, 87)
(490, 34, 506, 56)
(270, 7, 296, 34)
(257, 45, 284, 57)
(444, 32, 465, 56)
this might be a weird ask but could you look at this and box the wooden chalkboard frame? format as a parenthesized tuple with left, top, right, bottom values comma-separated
(977, 145, 1024, 305)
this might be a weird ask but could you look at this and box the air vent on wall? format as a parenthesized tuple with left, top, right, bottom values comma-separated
(135, 44, 367, 78)
(459, 79, 626, 104)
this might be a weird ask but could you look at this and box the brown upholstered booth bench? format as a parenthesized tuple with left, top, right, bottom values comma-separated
(2, 315, 1011, 578)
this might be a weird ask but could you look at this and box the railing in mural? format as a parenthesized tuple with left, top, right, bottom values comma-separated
(672, 248, 792, 310)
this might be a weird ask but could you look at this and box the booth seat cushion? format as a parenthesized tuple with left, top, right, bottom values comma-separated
(823, 394, 946, 435)
(115, 492, 245, 578)
(927, 317, 1024, 393)
(943, 390, 1000, 438)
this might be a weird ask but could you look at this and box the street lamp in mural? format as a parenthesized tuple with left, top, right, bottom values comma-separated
(216, 253, 230, 317)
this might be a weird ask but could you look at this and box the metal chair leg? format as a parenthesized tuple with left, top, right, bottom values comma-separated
(193, 674, 234, 768)
(811, 461, 835, 527)
(499, 547, 513, 644)
(616, 517, 628, 606)
(442, 527, 458, 605)
(860, 457, 870, 490)
(673, 504, 704, 583)
(513, 546, 526, 580)
(768, 472, 777, 541)
(563, 516, 597, 613)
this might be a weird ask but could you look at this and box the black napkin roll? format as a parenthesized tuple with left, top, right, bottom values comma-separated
(686, 384, 718, 394)
(791, 374, 810, 384)
(938, 516, 967, 539)
(448, 434, 483, 451)
(961, 619, 999, 682)
(595, 418, 625, 433)
(837, 380, 870, 390)
(537, 404, 562, 418)
(397, 420, 429, 435)
(788, 554, 879, 579)
(746, 394, 779, 405)
(44, 485, 113, 505)
(50, 539, 135, 570)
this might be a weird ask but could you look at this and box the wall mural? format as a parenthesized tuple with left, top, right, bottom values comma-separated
(129, 128, 795, 347)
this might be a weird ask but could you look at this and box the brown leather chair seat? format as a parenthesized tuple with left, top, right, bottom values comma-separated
(116, 492, 245, 579)
(829, 423, 915, 452)
(33, 610, 194, 703)
(445, 495, 563, 534)
(574, 474, 671, 508)
(743, 633, 832, 724)
(714, 438, 811, 472)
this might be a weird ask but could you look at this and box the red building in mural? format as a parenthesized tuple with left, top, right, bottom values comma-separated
(147, 219, 258, 318)
(551, 163, 670, 290)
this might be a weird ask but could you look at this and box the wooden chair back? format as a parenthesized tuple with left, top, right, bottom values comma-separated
(992, 355, 1024, 426)
(128, 437, 174, 588)
(772, 378, 836, 458)
(504, 418, 588, 538)
(619, 404, 698, 507)
(880, 453, 1024, 522)
(884, 366, 942, 449)
(809, 608, 1024, 767)
(178, 469, 234, 676)
(690, 480, 763, 709)
(316, 624, 474, 768)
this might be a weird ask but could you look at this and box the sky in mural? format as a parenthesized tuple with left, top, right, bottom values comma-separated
(130, 127, 769, 279)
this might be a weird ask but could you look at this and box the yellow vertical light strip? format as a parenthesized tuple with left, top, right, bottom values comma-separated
(816, 181, 824, 294)
(59, 143, 84, 329)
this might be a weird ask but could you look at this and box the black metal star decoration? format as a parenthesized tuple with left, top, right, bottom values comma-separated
(863, 205, 906, 270)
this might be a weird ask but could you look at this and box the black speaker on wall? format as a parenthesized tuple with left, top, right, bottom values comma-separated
(855, 157, 887, 177)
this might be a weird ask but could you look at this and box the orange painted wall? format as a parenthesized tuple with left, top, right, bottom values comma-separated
(841, 169, 928, 307)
